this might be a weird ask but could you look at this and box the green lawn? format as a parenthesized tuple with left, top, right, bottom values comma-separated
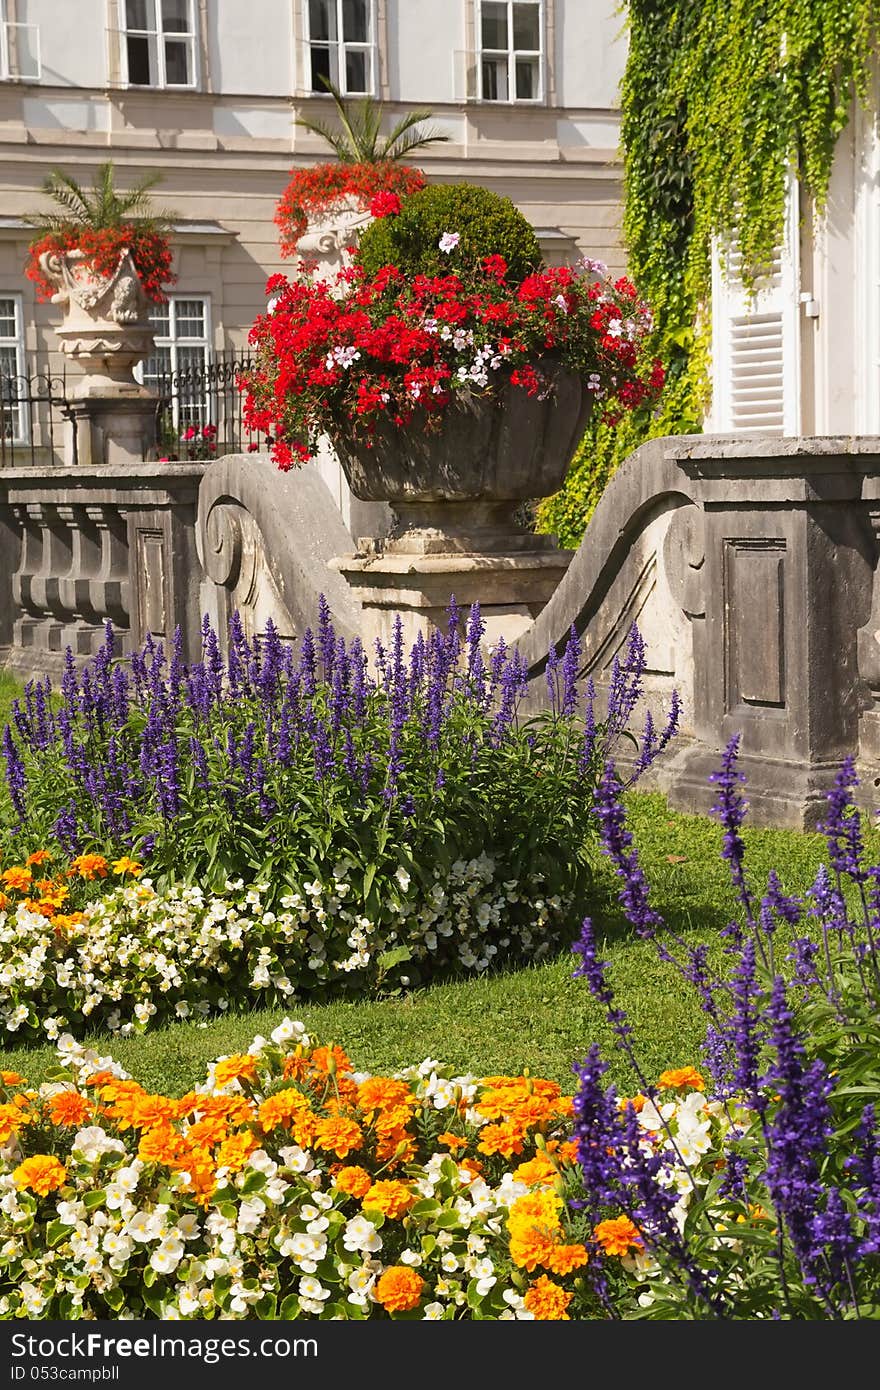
(0, 788, 840, 1096)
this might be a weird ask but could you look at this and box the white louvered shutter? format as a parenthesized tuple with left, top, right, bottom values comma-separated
(709, 179, 800, 435)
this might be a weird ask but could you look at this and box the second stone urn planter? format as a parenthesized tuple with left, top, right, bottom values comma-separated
(328, 361, 592, 653)
(39, 246, 158, 465)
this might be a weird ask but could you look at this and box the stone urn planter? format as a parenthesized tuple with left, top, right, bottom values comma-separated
(40, 246, 156, 394)
(330, 358, 591, 555)
(328, 361, 591, 652)
(39, 247, 158, 465)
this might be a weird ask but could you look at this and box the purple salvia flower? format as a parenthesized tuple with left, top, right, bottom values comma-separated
(316, 593, 336, 682)
(298, 627, 318, 698)
(544, 642, 559, 713)
(819, 756, 866, 884)
(560, 625, 580, 717)
(1, 725, 27, 823)
(578, 677, 597, 773)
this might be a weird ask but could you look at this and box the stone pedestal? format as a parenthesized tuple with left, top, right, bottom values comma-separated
(67, 393, 157, 468)
(331, 501, 572, 653)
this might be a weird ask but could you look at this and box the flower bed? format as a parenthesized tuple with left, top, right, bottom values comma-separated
(0, 605, 678, 1009)
(0, 1022, 734, 1321)
(0, 858, 566, 1041)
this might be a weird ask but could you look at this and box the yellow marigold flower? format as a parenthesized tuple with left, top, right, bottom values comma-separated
(658, 1066, 705, 1092)
(0, 1102, 32, 1144)
(51, 913, 85, 935)
(1, 866, 32, 892)
(333, 1165, 373, 1198)
(313, 1115, 364, 1160)
(507, 1190, 564, 1272)
(593, 1216, 643, 1257)
(67, 854, 108, 881)
(362, 1180, 416, 1220)
(514, 1153, 558, 1187)
(35, 879, 67, 903)
(213, 1054, 259, 1089)
(12, 1154, 67, 1196)
(375, 1266, 424, 1313)
(24, 898, 57, 918)
(523, 1275, 572, 1320)
(25, 850, 53, 867)
(112, 856, 143, 877)
(47, 1091, 92, 1127)
(0, 1071, 24, 1086)
(215, 1131, 259, 1172)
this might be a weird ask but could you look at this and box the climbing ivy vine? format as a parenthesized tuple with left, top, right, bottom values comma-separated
(538, 0, 880, 549)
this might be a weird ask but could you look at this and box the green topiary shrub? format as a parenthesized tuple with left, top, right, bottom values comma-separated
(356, 182, 542, 283)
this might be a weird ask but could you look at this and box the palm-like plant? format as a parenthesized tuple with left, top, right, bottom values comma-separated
(295, 78, 448, 163)
(24, 162, 177, 237)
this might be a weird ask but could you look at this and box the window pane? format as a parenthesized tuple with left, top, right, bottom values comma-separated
(310, 45, 333, 91)
(482, 56, 507, 100)
(344, 47, 367, 93)
(161, 0, 191, 34)
(515, 56, 538, 98)
(309, 0, 335, 41)
(148, 304, 171, 336)
(0, 300, 17, 340)
(126, 33, 155, 84)
(125, 0, 155, 32)
(0, 344, 19, 380)
(164, 38, 190, 84)
(342, 0, 368, 42)
(513, 2, 540, 50)
(481, 2, 508, 51)
(141, 344, 172, 385)
(174, 299, 206, 338)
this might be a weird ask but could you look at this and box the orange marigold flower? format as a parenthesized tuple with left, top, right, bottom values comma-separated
(356, 1077, 414, 1117)
(524, 1275, 572, 1320)
(112, 856, 143, 876)
(127, 1093, 179, 1131)
(309, 1044, 354, 1078)
(437, 1131, 468, 1150)
(375, 1266, 424, 1313)
(362, 1180, 416, 1220)
(593, 1215, 643, 1257)
(657, 1066, 705, 1092)
(185, 1115, 229, 1149)
(52, 912, 85, 935)
(47, 1091, 92, 1127)
(514, 1154, 558, 1187)
(258, 1089, 311, 1131)
(215, 1131, 259, 1172)
(0, 1102, 31, 1144)
(12, 1154, 67, 1196)
(313, 1115, 363, 1160)
(477, 1119, 526, 1158)
(25, 850, 53, 867)
(138, 1123, 187, 1166)
(212, 1055, 259, 1089)
(619, 1094, 648, 1113)
(1, 866, 32, 892)
(545, 1242, 589, 1275)
(334, 1165, 372, 1198)
(68, 854, 108, 881)
(0, 891, 8, 911)
(550, 1140, 579, 1165)
(0, 1072, 24, 1086)
(373, 1123, 417, 1167)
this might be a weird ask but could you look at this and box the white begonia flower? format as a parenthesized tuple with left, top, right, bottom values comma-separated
(72, 1127, 126, 1164)
(438, 231, 460, 253)
(343, 1215, 383, 1254)
(422, 1303, 445, 1320)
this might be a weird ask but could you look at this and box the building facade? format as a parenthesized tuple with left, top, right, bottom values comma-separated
(0, 0, 627, 462)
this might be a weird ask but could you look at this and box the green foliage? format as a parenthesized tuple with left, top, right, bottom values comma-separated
(540, 0, 880, 546)
(356, 183, 542, 283)
(294, 77, 449, 163)
(24, 161, 175, 239)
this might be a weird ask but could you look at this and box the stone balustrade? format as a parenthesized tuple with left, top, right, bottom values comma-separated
(0, 463, 206, 681)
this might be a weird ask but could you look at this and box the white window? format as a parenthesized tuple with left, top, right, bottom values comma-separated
(121, 0, 196, 89)
(306, 0, 374, 96)
(139, 295, 212, 432)
(0, 0, 41, 82)
(709, 180, 801, 436)
(0, 294, 26, 443)
(478, 1, 542, 103)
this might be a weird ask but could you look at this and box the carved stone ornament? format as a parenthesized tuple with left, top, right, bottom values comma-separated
(38, 247, 156, 395)
(293, 198, 373, 288)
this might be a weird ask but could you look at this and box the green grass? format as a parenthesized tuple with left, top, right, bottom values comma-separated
(0, 788, 844, 1097)
(0, 672, 20, 732)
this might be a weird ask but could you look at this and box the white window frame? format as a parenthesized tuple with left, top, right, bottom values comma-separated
(0, 293, 27, 444)
(120, 0, 198, 91)
(136, 294, 213, 433)
(0, 0, 41, 82)
(477, 0, 544, 105)
(304, 0, 376, 97)
(856, 98, 880, 434)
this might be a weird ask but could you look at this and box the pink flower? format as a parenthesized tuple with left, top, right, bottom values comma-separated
(182, 426, 197, 442)
(438, 232, 460, 253)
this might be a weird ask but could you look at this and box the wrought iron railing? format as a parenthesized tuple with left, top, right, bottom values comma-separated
(0, 361, 75, 468)
(151, 350, 264, 460)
